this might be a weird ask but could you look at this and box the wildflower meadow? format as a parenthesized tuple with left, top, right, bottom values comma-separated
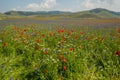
(0, 24, 120, 80)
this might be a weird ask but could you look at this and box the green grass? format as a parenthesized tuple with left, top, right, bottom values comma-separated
(0, 25, 120, 80)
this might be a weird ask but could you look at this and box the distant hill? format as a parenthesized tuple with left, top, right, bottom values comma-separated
(72, 8, 120, 18)
(4, 11, 71, 16)
(3, 8, 120, 19)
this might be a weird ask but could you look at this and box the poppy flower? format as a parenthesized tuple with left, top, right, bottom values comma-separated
(45, 51, 48, 55)
(58, 29, 65, 33)
(41, 34, 45, 37)
(63, 66, 67, 71)
(115, 51, 120, 56)
(3, 43, 7, 48)
(80, 31, 84, 35)
(75, 36, 78, 39)
(69, 47, 73, 51)
(36, 39, 40, 43)
(59, 54, 63, 60)
(49, 33, 53, 37)
(118, 28, 120, 33)
(62, 58, 67, 63)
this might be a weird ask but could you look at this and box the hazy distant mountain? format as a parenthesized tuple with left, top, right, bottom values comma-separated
(72, 8, 120, 18)
(3, 8, 120, 18)
(4, 11, 71, 16)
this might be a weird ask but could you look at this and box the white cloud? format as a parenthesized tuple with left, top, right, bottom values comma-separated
(26, 3, 39, 9)
(12, 8, 17, 11)
(26, 0, 57, 11)
(81, 0, 120, 11)
(11, 6, 21, 11)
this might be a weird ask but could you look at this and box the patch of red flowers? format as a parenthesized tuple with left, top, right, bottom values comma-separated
(115, 51, 120, 56)
(58, 29, 65, 33)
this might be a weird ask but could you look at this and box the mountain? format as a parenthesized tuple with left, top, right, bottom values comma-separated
(4, 11, 71, 16)
(3, 8, 120, 19)
(72, 8, 120, 18)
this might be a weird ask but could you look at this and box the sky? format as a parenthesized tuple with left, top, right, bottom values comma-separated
(0, 0, 120, 13)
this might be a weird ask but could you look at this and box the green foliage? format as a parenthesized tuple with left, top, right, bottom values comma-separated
(0, 25, 120, 80)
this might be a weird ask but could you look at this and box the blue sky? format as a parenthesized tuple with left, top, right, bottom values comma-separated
(0, 0, 120, 13)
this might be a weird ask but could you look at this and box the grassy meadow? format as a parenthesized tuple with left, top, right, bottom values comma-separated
(0, 18, 120, 80)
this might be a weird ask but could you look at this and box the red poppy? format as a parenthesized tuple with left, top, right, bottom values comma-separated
(59, 54, 63, 60)
(75, 36, 78, 39)
(69, 47, 73, 51)
(63, 66, 67, 71)
(36, 39, 40, 43)
(115, 51, 120, 56)
(45, 51, 48, 55)
(3, 43, 7, 48)
(41, 34, 45, 37)
(80, 31, 84, 35)
(58, 29, 65, 33)
(62, 58, 67, 63)
(49, 33, 53, 37)
(118, 28, 120, 33)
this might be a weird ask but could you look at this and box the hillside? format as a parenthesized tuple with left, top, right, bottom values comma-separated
(4, 11, 71, 16)
(73, 8, 120, 18)
(3, 8, 120, 19)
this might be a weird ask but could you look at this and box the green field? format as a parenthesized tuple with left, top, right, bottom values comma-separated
(0, 23, 120, 80)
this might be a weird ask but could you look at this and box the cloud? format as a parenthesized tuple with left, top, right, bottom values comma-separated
(12, 8, 17, 11)
(11, 6, 21, 11)
(81, 0, 120, 11)
(26, 0, 57, 11)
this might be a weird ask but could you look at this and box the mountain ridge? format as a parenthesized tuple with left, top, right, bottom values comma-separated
(2, 8, 120, 19)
